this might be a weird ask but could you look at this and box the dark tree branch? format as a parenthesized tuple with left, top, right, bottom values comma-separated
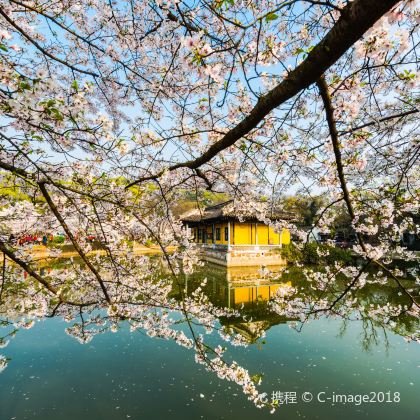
(0, 241, 97, 307)
(126, 0, 399, 189)
(38, 182, 111, 303)
(316, 75, 367, 251)
(340, 109, 419, 135)
(317, 75, 420, 309)
(0, 240, 58, 295)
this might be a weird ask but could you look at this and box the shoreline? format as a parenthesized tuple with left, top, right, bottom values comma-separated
(7, 244, 177, 261)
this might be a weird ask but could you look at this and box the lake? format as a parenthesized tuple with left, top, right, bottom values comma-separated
(0, 261, 419, 420)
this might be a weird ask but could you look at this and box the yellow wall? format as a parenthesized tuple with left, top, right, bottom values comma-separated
(281, 228, 291, 245)
(257, 225, 268, 245)
(232, 285, 281, 304)
(233, 222, 290, 245)
(191, 222, 290, 245)
(233, 223, 252, 244)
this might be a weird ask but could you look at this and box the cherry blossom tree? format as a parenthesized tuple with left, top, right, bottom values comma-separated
(0, 0, 418, 411)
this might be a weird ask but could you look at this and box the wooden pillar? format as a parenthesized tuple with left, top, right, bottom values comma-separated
(250, 223, 252, 244)
(255, 223, 258, 245)
(233, 222, 235, 245)
(227, 221, 231, 250)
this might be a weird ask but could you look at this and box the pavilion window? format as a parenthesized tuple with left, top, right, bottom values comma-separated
(224, 227, 228, 241)
(216, 228, 221, 241)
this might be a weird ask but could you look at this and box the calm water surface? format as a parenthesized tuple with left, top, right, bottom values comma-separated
(0, 264, 419, 420)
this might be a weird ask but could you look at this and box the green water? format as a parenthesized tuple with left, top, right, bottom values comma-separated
(0, 264, 419, 420)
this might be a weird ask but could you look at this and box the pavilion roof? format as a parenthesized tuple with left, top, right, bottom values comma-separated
(180, 200, 297, 223)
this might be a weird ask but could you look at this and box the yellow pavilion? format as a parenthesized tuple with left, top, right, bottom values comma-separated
(181, 200, 294, 266)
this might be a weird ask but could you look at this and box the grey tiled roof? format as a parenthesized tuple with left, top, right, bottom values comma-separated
(180, 200, 296, 223)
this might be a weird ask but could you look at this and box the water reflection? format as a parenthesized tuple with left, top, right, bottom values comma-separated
(184, 265, 288, 306)
(182, 265, 292, 344)
(0, 256, 419, 414)
(178, 263, 419, 348)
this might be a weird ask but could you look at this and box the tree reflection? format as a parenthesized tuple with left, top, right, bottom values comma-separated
(0, 257, 419, 411)
(179, 264, 419, 347)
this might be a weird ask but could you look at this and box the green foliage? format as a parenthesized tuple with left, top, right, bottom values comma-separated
(265, 12, 278, 22)
(301, 243, 319, 264)
(38, 98, 64, 122)
(281, 243, 353, 265)
(250, 373, 263, 384)
(52, 235, 65, 244)
(171, 189, 229, 216)
(281, 194, 326, 226)
(215, 0, 234, 10)
(280, 243, 302, 263)
(144, 239, 154, 247)
(302, 243, 353, 265)
(325, 245, 353, 265)
(0, 185, 31, 202)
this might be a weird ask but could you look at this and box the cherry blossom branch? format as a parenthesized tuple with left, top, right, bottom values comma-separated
(126, 0, 400, 189)
(7, 0, 153, 85)
(0, 253, 5, 302)
(339, 109, 419, 135)
(309, 262, 371, 314)
(0, 6, 99, 78)
(316, 74, 419, 309)
(304, 196, 344, 244)
(0, 240, 95, 307)
(37, 182, 111, 303)
(316, 75, 367, 251)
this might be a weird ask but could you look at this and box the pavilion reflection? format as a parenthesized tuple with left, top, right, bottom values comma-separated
(182, 264, 294, 343)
